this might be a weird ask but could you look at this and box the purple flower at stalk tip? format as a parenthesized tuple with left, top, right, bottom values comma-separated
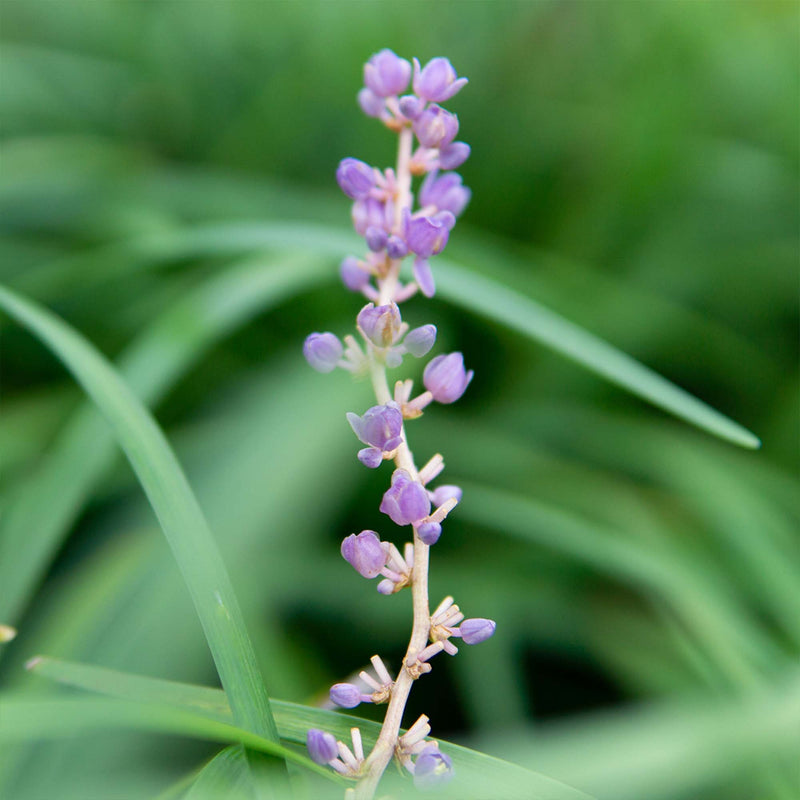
(399, 94, 424, 120)
(419, 171, 471, 217)
(417, 521, 442, 545)
(303, 332, 343, 373)
(413, 105, 459, 149)
(380, 469, 431, 527)
(336, 158, 375, 200)
(414, 744, 454, 790)
(341, 530, 387, 578)
(364, 49, 411, 97)
(357, 302, 402, 347)
(423, 352, 473, 403)
(430, 484, 462, 506)
(458, 618, 496, 645)
(413, 258, 436, 298)
(330, 682, 364, 708)
(340, 255, 370, 291)
(358, 87, 385, 118)
(438, 142, 471, 170)
(404, 324, 437, 358)
(352, 196, 390, 236)
(413, 57, 468, 103)
(306, 729, 338, 765)
(347, 403, 403, 451)
(405, 213, 451, 258)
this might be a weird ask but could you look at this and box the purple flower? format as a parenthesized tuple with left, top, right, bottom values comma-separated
(336, 158, 375, 200)
(340, 256, 370, 291)
(438, 142, 471, 170)
(330, 682, 364, 708)
(404, 324, 437, 358)
(386, 235, 408, 259)
(380, 469, 431, 527)
(430, 484, 462, 506)
(414, 744, 454, 789)
(358, 87, 385, 118)
(306, 729, 338, 765)
(417, 521, 442, 545)
(413, 105, 459, 149)
(357, 303, 402, 348)
(413, 57, 468, 103)
(419, 171, 471, 217)
(458, 618, 496, 645)
(303, 333, 343, 373)
(413, 257, 436, 298)
(341, 530, 387, 578)
(398, 94, 424, 120)
(364, 49, 411, 97)
(365, 226, 388, 253)
(347, 403, 403, 451)
(423, 352, 473, 403)
(405, 213, 451, 258)
(352, 197, 389, 236)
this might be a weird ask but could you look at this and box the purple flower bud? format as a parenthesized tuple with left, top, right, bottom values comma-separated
(398, 94, 424, 120)
(386, 235, 408, 259)
(358, 447, 383, 469)
(340, 256, 370, 291)
(423, 352, 473, 403)
(380, 469, 431, 527)
(413, 57, 468, 103)
(365, 226, 388, 253)
(303, 332, 343, 373)
(352, 197, 389, 236)
(417, 521, 442, 545)
(438, 142, 471, 170)
(358, 87, 385, 118)
(307, 729, 338, 765)
(458, 618, 496, 645)
(414, 744, 454, 789)
(357, 303, 402, 348)
(404, 324, 437, 358)
(347, 403, 404, 450)
(413, 105, 459, 149)
(419, 171, 471, 217)
(336, 158, 375, 200)
(341, 530, 387, 578)
(330, 682, 363, 708)
(413, 257, 436, 298)
(405, 214, 451, 258)
(430, 484, 462, 506)
(364, 49, 411, 97)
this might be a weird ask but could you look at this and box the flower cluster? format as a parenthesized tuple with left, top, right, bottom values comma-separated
(303, 50, 494, 798)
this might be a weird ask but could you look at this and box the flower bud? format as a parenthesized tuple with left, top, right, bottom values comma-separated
(386, 235, 408, 259)
(430, 484, 462, 506)
(357, 87, 385, 118)
(303, 332, 343, 373)
(347, 403, 403, 451)
(336, 158, 375, 200)
(405, 214, 450, 258)
(419, 171, 471, 217)
(352, 197, 389, 236)
(423, 352, 473, 403)
(438, 141, 470, 170)
(364, 49, 411, 97)
(340, 256, 370, 291)
(358, 447, 383, 469)
(380, 469, 431, 527)
(398, 94, 424, 120)
(365, 226, 388, 253)
(413, 57, 468, 103)
(417, 521, 442, 545)
(414, 744, 455, 789)
(404, 325, 436, 358)
(330, 682, 364, 708)
(341, 530, 387, 578)
(413, 104, 459, 149)
(357, 303, 402, 348)
(413, 257, 436, 298)
(306, 729, 338, 765)
(458, 618, 496, 645)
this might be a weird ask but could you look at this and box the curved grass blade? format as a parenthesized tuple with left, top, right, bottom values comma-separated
(24, 657, 594, 800)
(184, 745, 254, 800)
(0, 252, 328, 627)
(0, 284, 280, 748)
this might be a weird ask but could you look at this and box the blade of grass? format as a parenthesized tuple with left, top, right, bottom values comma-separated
(0, 284, 281, 750)
(184, 745, 254, 800)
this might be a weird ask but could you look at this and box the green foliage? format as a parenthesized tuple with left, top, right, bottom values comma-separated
(1, 2, 797, 799)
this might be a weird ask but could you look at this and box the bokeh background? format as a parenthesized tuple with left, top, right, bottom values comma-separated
(1, 2, 798, 799)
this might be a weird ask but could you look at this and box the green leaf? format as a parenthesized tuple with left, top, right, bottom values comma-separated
(0, 283, 280, 747)
(184, 745, 255, 800)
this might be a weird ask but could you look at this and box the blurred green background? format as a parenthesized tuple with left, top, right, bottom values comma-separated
(1, 2, 798, 799)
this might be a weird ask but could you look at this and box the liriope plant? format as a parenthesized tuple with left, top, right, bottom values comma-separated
(302, 50, 493, 798)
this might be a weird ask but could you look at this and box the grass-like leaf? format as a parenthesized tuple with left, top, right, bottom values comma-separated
(0, 284, 280, 747)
